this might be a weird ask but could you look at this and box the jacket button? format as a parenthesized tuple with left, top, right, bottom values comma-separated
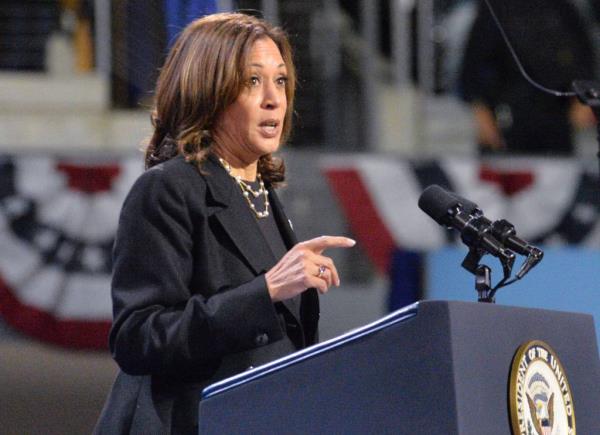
(254, 333, 269, 346)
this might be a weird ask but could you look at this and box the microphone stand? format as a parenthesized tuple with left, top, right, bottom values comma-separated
(572, 80, 600, 177)
(475, 265, 494, 303)
(459, 215, 515, 303)
(466, 254, 513, 303)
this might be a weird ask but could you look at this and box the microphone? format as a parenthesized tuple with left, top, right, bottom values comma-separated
(487, 218, 543, 278)
(420, 185, 543, 279)
(450, 192, 544, 260)
(418, 185, 515, 266)
(490, 219, 543, 259)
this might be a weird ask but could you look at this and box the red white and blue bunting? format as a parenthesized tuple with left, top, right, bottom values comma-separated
(323, 155, 600, 274)
(0, 155, 142, 349)
(1, 153, 599, 348)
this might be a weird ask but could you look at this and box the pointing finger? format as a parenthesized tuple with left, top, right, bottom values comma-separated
(300, 235, 356, 254)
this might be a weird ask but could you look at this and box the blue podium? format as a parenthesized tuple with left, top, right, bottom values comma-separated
(198, 301, 600, 434)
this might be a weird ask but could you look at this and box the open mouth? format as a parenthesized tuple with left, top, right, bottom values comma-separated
(259, 119, 280, 136)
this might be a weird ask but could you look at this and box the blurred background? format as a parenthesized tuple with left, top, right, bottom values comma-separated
(2, 0, 600, 433)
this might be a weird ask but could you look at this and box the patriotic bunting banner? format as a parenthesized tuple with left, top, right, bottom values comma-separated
(1, 153, 599, 349)
(0, 155, 143, 349)
(322, 154, 600, 274)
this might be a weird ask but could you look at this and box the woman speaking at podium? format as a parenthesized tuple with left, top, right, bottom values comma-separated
(94, 12, 354, 435)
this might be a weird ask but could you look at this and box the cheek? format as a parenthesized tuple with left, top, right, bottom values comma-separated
(232, 102, 254, 126)
(222, 107, 249, 136)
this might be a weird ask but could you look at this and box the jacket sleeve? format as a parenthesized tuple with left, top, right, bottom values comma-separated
(108, 165, 284, 378)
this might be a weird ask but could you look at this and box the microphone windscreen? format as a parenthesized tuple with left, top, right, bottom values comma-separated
(418, 185, 460, 225)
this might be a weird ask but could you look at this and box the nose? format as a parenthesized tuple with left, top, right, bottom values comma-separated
(261, 80, 282, 110)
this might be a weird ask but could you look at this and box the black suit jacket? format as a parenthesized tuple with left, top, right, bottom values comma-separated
(94, 154, 319, 435)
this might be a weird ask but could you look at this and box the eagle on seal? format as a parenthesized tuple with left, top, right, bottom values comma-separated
(527, 392, 554, 435)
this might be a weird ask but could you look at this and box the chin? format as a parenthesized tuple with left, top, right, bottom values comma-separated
(254, 139, 282, 156)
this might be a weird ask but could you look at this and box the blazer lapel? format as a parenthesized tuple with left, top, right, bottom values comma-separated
(270, 184, 319, 345)
(268, 188, 304, 325)
(268, 188, 298, 250)
(202, 155, 277, 276)
(202, 155, 307, 331)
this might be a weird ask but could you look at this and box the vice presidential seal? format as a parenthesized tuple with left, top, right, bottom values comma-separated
(509, 340, 576, 435)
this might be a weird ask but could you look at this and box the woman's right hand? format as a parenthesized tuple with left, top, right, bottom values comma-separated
(265, 236, 356, 302)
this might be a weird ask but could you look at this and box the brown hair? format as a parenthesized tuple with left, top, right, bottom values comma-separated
(145, 12, 296, 185)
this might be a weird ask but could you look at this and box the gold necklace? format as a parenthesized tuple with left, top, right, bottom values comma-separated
(218, 157, 270, 218)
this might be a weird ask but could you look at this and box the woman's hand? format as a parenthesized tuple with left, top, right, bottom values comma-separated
(473, 102, 506, 151)
(569, 99, 595, 130)
(265, 236, 356, 302)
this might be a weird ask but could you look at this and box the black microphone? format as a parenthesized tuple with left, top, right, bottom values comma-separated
(488, 219, 544, 278)
(418, 185, 515, 265)
(450, 193, 543, 260)
(439, 188, 544, 279)
(490, 219, 543, 259)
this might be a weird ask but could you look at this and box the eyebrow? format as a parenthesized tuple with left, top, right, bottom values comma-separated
(250, 63, 287, 68)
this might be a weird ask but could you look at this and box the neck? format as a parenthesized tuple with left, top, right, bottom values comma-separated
(212, 146, 258, 181)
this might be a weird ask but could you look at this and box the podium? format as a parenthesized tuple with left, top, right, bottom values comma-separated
(198, 301, 600, 434)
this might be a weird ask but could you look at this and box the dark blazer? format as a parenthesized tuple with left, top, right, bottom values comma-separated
(94, 154, 319, 435)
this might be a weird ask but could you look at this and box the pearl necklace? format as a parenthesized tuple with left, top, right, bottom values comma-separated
(218, 157, 270, 219)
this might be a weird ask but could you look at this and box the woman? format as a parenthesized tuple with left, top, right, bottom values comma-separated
(94, 12, 354, 435)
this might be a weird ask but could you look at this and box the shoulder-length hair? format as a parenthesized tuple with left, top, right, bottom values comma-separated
(145, 12, 296, 185)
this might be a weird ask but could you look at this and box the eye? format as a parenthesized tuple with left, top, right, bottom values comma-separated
(276, 76, 288, 87)
(248, 76, 260, 87)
